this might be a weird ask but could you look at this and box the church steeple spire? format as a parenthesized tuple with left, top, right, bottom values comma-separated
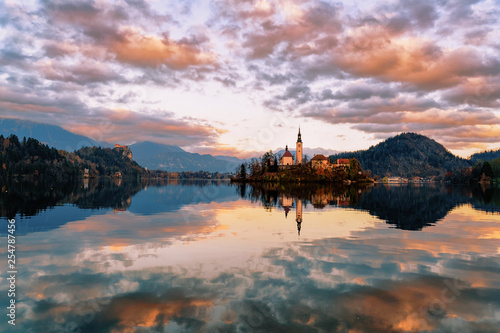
(296, 127, 303, 164)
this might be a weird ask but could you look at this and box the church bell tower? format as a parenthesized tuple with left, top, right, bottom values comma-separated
(296, 127, 303, 164)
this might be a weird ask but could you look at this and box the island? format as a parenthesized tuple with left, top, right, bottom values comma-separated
(231, 128, 373, 184)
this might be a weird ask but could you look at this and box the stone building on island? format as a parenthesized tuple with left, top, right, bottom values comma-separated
(311, 154, 329, 169)
(279, 145, 294, 167)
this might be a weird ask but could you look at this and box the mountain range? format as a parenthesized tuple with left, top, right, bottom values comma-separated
(2, 118, 500, 175)
(129, 145, 242, 173)
(0, 118, 112, 151)
(0, 118, 245, 172)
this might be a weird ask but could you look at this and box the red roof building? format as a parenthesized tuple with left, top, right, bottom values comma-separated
(279, 145, 294, 167)
(311, 154, 328, 160)
(282, 149, 293, 158)
(311, 154, 330, 169)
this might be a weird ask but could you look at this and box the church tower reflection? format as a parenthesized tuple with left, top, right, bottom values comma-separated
(279, 194, 293, 218)
(296, 198, 303, 236)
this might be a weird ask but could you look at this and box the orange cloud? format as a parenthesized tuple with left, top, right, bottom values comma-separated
(110, 29, 217, 69)
(62, 109, 222, 147)
(336, 32, 496, 90)
(0, 101, 67, 114)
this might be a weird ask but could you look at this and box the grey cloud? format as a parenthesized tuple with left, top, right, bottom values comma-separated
(463, 28, 491, 45)
(445, 0, 482, 24)
(320, 83, 399, 101)
(442, 79, 500, 108)
(346, 95, 441, 112)
(278, 84, 311, 102)
(357, 0, 439, 35)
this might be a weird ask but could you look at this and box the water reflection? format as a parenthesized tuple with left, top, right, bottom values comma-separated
(1, 181, 499, 332)
(238, 182, 500, 230)
(0, 179, 237, 234)
(354, 184, 467, 230)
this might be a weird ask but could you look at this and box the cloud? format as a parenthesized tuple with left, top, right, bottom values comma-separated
(36, 59, 121, 84)
(40, 0, 218, 70)
(204, 0, 500, 153)
(442, 78, 500, 108)
(320, 82, 398, 101)
(109, 28, 216, 69)
(63, 109, 222, 147)
(0, 83, 221, 147)
(212, 0, 343, 60)
(1, 0, 500, 155)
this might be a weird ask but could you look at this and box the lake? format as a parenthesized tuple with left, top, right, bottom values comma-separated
(1, 179, 500, 332)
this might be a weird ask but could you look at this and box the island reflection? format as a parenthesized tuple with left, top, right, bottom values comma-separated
(3, 179, 500, 235)
(237, 182, 500, 231)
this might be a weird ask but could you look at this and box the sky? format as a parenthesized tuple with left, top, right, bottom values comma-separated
(0, 0, 499, 158)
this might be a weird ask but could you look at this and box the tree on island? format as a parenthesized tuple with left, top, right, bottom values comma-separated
(238, 163, 247, 180)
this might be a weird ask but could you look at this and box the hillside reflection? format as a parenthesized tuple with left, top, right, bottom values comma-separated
(3, 179, 500, 234)
(0, 179, 236, 234)
(238, 183, 500, 230)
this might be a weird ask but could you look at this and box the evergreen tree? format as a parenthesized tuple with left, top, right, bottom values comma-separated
(239, 163, 246, 179)
(481, 161, 494, 178)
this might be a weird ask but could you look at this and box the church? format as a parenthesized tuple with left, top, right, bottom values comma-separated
(279, 128, 303, 167)
(278, 128, 350, 171)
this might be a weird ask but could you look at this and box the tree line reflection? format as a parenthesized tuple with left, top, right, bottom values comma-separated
(0, 178, 232, 219)
(236, 183, 500, 231)
(2, 178, 500, 233)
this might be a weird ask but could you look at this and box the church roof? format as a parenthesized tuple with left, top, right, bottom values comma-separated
(311, 154, 328, 160)
(282, 149, 293, 158)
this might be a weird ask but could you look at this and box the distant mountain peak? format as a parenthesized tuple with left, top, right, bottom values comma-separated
(0, 118, 111, 151)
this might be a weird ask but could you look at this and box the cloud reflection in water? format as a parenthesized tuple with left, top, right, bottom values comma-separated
(1, 181, 499, 332)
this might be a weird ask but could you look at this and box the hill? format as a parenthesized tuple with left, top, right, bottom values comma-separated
(73, 145, 144, 178)
(0, 120, 243, 172)
(0, 135, 78, 181)
(0, 134, 146, 181)
(0, 118, 111, 151)
(470, 149, 500, 163)
(329, 133, 471, 178)
(129, 141, 185, 161)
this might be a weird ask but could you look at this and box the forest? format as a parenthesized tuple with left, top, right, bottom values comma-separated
(0, 134, 145, 182)
(329, 133, 471, 179)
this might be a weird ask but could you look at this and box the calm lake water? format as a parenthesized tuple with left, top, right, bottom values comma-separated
(1, 180, 500, 333)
